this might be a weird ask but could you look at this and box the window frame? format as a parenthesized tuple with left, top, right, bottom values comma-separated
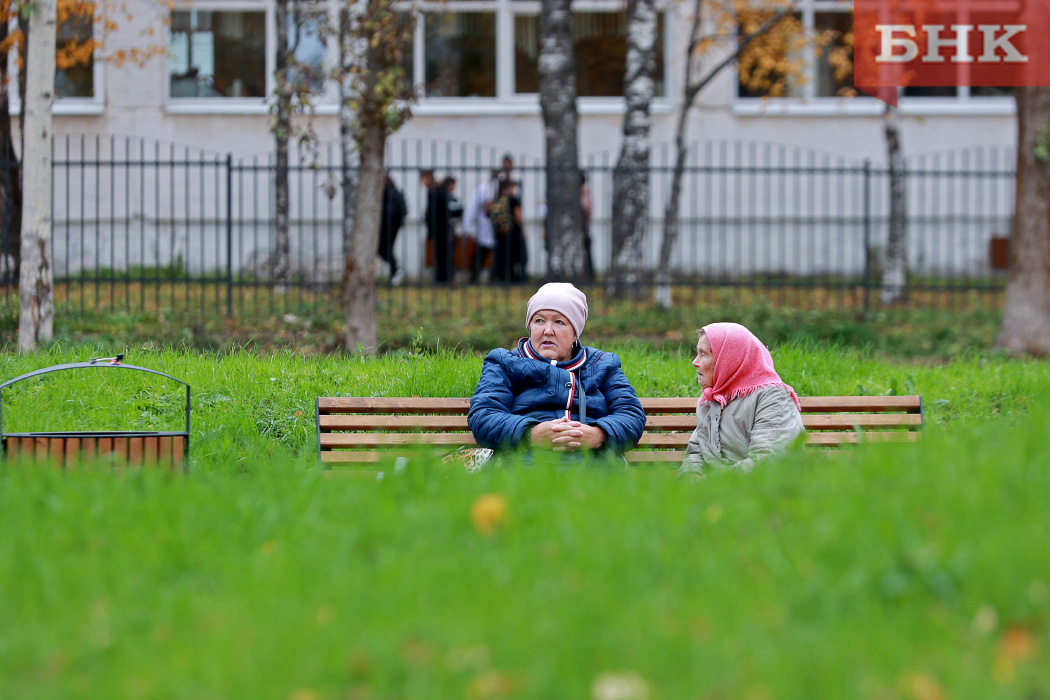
(410, 0, 674, 115)
(165, 1, 276, 114)
(5, 15, 105, 116)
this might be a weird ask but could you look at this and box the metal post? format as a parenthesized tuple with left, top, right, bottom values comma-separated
(226, 153, 234, 318)
(862, 159, 872, 314)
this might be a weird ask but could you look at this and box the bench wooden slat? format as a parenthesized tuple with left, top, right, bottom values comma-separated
(803, 414, 923, 429)
(322, 433, 477, 448)
(321, 429, 922, 451)
(128, 437, 144, 466)
(320, 451, 384, 463)
(145, 437, 159, 464)
(807, 431, 920, 445)
(321, 396, 922, 414)
(114, 437, 129, 465)
(49, 438, 64, 465)
(320, 415, 472, 431)
(173, 437, 185, 466)
(159, 436, 173, 464)
(640, 414, 921, 431)
(82, 438, 97, 463)
(800, 396, 922, 412)
(638, 396, 922, 414)
(637, 433, 695, 446)
(64, 438, 79, 469)
(318, 397, 472, 414)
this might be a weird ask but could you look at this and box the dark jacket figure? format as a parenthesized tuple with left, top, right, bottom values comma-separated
(469, 342, 646, 456)
(490, 178, 527, 283)
(421, 170, 453, 284)
(468, 282, 645, 461)
(580, 170, 595, 279)
(378, 176, 408, 282)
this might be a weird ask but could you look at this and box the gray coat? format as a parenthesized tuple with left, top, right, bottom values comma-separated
(679, 385, 805, 477)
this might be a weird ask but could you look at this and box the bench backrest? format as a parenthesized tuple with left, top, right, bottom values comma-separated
(317, 395, 923, 467)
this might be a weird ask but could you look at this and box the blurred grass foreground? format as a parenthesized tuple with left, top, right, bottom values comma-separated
(0, 346, 1048, 698)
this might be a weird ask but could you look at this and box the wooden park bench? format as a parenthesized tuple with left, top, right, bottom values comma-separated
(1, 356, 191, 470)
(316, 395, 923, 473)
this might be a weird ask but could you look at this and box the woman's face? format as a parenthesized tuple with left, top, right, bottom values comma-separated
(529, 310, 576, 362)
(692, 332, 716, 390)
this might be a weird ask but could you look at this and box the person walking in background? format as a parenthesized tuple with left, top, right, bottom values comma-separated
(444, 176, 464, 232)
(580, 170, 595, 279)
(499, 153, 516, 186)
(444, 176, 467, 276)
(378, 174, 408, 286)
(490, 178, 527, 283)
(463, 170, 499, 283)
(420, 169, 453, 284)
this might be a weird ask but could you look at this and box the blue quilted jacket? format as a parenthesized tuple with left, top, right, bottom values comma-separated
(468, 340, 646, 454)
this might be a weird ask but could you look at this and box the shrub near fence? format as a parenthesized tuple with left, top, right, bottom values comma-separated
(0, 136, 1015, 319)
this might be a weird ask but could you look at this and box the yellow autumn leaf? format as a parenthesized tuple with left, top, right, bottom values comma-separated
(470, 493, 508, 535)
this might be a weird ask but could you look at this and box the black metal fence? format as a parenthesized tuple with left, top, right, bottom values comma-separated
(0, 135, 1015, 318)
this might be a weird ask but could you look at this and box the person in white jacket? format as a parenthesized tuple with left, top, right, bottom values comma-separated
(679, 322, 805, 478)
(462, 170, 499, 283)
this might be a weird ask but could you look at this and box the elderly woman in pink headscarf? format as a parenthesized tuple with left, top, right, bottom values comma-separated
(679, 322, 805, 477)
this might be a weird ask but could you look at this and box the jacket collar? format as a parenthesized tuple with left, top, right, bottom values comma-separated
(518, 337, 587, 371)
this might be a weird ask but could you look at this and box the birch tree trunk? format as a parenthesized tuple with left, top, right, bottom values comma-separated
(272, 0, 293, 292)
(337, 0, 413, 354)
(998, 86, 1050, 356)
(341, 121, 384, 352)
(18, 0, 57, 352)
(0, 18, 22, 286)
(881, 104, 907, 304)
(538, 0, 586, 280)
(337, 6, 357, 260)
(654, 0, 704, 309)
(609, 0, 656, 298)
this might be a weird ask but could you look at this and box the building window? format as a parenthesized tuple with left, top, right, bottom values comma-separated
(56, 11, 95, 98)
(169, 9, 266, 98)
(513, 12, 666, 97)
(423, 11, 496, 97)
(288, 10, 327, 94)
(813, 11, 852, 98)
(736, 10, 831, 99)
(411, 2, 668, 102)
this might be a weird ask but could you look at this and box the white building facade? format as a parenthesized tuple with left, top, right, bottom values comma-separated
(27, 0, 1019, 282)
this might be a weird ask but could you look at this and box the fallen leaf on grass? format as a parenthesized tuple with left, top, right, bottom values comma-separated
(899, 671, 944, 700)
(471, 493, 508, 535)
(591, 671, 650, 700)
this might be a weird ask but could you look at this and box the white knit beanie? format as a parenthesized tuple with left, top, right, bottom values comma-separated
(525, 283, 588, 338)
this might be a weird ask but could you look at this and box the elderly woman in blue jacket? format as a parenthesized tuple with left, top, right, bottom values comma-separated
(468, 282, 646, 458)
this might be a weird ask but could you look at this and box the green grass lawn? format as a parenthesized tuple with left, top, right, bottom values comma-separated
(1, 343, 1047, 472)
(0, 285, 1008, 357)
(1, 346, 1048, 698)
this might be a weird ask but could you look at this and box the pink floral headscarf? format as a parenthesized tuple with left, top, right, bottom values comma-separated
(699, 322, 801, 412)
